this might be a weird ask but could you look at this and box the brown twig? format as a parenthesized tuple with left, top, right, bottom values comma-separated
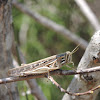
(0, 66, 99, 96)
(48, 76, 100, 96)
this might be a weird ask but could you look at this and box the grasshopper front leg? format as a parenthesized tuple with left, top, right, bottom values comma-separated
(65, 61, 76, 71)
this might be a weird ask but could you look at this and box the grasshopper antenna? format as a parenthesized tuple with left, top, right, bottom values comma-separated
(71, 44, 80, 55)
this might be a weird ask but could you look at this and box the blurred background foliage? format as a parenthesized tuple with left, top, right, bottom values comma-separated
(13, 0, 94, 100)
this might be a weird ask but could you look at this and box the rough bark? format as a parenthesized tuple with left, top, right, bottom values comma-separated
(62, 30, 100, 100)
(0, 0, 19, 100)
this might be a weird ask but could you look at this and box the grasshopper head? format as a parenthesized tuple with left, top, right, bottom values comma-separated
(66, 45, 79, 64)
(66, 51, 72, 64)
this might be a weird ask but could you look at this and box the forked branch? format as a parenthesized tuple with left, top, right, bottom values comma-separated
(0, 66, 99, 96)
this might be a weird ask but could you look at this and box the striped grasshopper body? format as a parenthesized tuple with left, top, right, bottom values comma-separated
(8, 46, 78, 77)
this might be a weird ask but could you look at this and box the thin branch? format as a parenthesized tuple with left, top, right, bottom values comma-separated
(48, 76, 100, 96)
(12, 0, 88, 50)
(1, 66, 100, 84)
(0, 66, 99, 96)
(75, 0, 100, 31)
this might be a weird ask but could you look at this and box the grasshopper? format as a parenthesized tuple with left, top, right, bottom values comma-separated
(8, 46, 79, 77)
